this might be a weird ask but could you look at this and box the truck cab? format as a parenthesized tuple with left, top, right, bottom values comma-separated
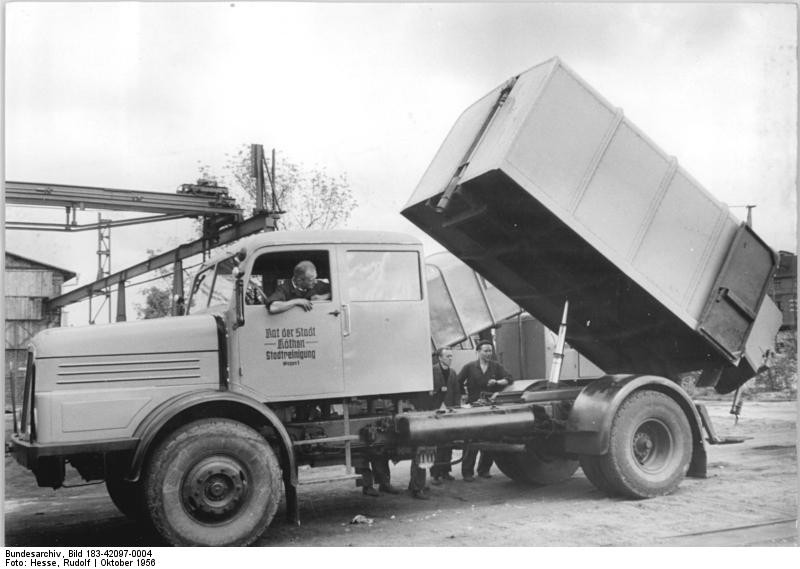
(187, 230, 434, 402)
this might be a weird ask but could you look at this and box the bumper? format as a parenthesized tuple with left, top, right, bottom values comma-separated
(10, 434, 139, 470)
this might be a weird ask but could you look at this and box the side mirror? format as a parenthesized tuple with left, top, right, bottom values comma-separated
(233, 266, 245, 329)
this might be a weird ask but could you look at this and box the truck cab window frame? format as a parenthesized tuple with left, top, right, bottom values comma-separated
(245, 249, 333, 306)
(345, 250, 422, 302)
(187, 256, 237, 313)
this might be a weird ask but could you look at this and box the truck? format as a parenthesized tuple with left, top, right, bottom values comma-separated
(9, 58, 783, 546)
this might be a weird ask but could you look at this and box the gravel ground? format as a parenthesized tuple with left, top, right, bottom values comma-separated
(3, 400, 797, 548)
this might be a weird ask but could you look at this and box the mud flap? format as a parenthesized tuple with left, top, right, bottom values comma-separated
(687, 438, 708, 479)
(285, 476, 299, 525)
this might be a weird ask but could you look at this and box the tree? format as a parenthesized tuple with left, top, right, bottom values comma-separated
(202, 145, 357, 230)
(134, 249, 182, 320)
(136, 147, 357, 319)
(136, 285, 172, 319)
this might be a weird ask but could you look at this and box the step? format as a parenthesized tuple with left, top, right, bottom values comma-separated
(298, 472, 362, 486)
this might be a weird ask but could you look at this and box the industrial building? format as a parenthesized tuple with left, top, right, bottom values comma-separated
(769, 251, 797, 330)
(4, 251, 75, 408)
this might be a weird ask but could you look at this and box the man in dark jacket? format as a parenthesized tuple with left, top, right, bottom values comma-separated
(428, 347, 460, 484)
(408, 347, 461, 497)
(458, 340, 512, 481)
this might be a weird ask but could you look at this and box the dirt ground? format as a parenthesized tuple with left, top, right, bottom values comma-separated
(3, 400, 798, 547)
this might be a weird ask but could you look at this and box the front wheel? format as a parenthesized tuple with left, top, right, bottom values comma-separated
(105, 454, 148, 522)
(144, 419, 282, 546)
(495, 448, 579, 485)
(106, 475, 147, 521)
(588, 390, 692, 498)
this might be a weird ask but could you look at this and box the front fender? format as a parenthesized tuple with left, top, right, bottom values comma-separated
(129, 389, 295, 479)
(126, 389, 299, 520)
(564, 374, 707, 477)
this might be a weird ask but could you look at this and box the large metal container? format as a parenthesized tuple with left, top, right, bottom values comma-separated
(403, 57, 781, 393)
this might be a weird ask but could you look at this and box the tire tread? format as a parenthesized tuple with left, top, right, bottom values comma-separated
(144, 418, 281, 546)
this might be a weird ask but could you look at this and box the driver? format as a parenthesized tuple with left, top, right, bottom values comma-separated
(266, 260, 331, 314)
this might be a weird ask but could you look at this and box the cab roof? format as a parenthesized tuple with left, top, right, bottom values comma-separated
(201, 229, 422, 266)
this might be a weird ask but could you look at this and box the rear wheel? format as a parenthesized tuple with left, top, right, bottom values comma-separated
(495, 447, 579, 485)
(590, 390, 692, 498)
(144, 419, 282, 546)
(578, 455, 616, 494)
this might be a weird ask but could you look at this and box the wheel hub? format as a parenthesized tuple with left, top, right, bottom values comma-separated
(182, 457, 249, 523)
(631, 419, 672, 473)
(633, 432, 654, 462)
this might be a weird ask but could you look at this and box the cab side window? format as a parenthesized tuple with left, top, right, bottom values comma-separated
(346, 250, 422, 301)
(187, 256, 238, 313)
(246, 250, 332, 305)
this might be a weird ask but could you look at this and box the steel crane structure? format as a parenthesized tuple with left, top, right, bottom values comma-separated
(4, 145, 281, 323)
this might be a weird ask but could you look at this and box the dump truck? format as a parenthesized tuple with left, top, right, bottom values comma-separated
(9, 58, 782, 547)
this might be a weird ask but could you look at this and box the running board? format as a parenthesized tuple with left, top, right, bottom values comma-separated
(292, 435, 360, 446)
(298, 472, 363, 486)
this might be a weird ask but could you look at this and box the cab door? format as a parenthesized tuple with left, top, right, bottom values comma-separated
(235, 247, 345, 401)
(337, 246, 433, 396)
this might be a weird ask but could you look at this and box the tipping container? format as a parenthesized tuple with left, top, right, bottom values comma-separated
(403, 57, 781, 393)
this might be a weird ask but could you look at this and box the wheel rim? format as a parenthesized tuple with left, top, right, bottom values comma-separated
(631, 419, 673, 474)
(181, 456, 250, 524)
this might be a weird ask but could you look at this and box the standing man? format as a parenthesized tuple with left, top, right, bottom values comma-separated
(458, 340, 513, 482)
(356, 456, 401, 497)
(429, 347, 461, 485)
(407, 347, 462, 498)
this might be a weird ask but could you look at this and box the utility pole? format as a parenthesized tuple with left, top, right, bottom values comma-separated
(89, 214, 112, 324)
(731, 204, 756, 228)
(745, 205, 755, 227)
(251, 144, 282, 218)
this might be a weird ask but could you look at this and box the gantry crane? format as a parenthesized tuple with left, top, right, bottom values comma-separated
(4, 144, 281, 322)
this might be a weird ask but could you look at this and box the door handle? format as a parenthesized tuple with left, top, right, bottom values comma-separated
(328, 309, 341, 316)
(342, 304, 351, 337)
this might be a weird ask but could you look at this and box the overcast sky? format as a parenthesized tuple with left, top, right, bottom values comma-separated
(3, 1, 797, 324)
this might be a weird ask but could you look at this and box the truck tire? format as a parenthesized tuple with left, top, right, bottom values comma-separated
(595, 390, 692, 499)
(106, 475, 147, 522)
(577, 455, 616, 494)
(105, 454, 148, 522)
(495, 448, 579, 485)
(143, 419, 282, 546)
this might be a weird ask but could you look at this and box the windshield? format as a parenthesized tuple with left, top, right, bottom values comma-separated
(188, 256, 237, 313)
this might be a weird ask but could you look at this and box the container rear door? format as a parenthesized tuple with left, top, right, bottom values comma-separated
(698, 224, 778, 362)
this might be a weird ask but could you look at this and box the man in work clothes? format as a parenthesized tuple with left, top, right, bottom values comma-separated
(458, 340, 513, 481)
(428, 347, 461, 484)
(266, 260, 331, 314)
(356, 456, 401, 497)
(407, 347, 462, 498)
(267, 260, 332, 421)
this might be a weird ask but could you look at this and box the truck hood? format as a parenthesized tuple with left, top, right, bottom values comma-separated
(30, 314, 220, 358)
